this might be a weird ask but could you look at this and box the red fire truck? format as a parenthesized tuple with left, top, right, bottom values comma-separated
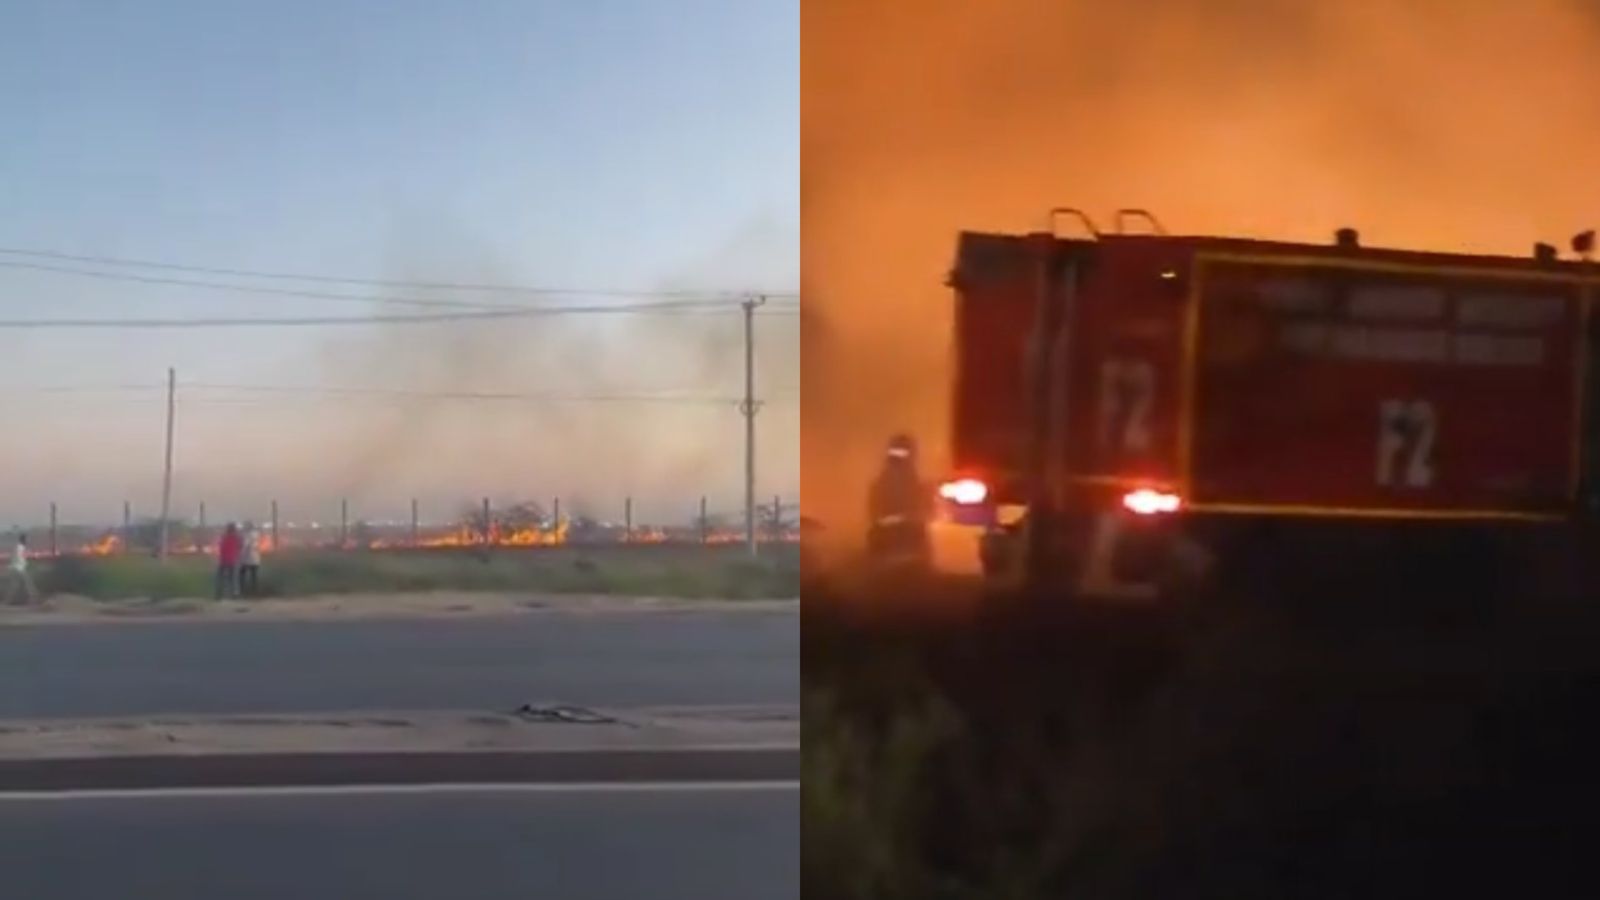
(938, 209, 1600, 601)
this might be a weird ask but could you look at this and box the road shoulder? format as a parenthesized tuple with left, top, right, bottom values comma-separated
(0, 704, 799, 791)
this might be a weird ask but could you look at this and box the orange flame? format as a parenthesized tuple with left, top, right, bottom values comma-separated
(41, 515, 795, 558)
(82, 533, 122, 556)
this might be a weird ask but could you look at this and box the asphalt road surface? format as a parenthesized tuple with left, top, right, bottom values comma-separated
(0, 783, 798, 900)
(0, 610, 796, 718)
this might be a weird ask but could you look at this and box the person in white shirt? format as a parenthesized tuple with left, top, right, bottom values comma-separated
(239, 523, 262, 597)
(6, 534, 35, 605)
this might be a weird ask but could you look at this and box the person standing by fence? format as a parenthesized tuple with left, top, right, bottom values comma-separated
(239, 522, 262, 597)
(5, 534, 35, 605)
(215, 523, 242, 600)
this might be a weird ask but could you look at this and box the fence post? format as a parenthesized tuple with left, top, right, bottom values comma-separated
(700, 496, 708, 545)
(271, 500, 280, 553)
(625, 497, 633, 543)
(339, 499, 348, 549)
(49, 503, 57, 557)
(410, 498, 419, 548)
(122, 501, 131, 554)
(482, 497, 492, 546)
(773, 495, 782, 542)
(199, 501, 207, 552)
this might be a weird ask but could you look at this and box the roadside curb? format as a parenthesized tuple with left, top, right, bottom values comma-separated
(0, 747, 800, 793)
(0, 705, 799, 794)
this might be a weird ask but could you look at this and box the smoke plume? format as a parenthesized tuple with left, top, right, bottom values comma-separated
(305, 214, 799, 523)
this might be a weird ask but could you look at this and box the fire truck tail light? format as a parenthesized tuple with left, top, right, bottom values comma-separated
(939, 478, 989, 506)
(1123, 488, 1182, 516)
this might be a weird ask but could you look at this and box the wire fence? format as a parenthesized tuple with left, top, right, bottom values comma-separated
(16, 494, 801, 559)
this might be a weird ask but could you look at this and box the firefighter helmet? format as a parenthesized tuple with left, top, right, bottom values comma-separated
(885, 433, 917, 461)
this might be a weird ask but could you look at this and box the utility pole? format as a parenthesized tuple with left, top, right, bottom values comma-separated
(49, 503, 57, 557)
(410, 498, 419, 547)
(158, 368, 175, 562)
(741, 295, 766, 557)
(271, 500, 280, 553)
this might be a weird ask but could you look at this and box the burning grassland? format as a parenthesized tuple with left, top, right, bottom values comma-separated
(34, 542, 801, 602)
(48, 523, 792, 557)
(22, 500, 798, 561)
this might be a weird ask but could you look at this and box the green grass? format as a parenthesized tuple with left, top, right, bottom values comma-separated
(33, 544, 800, 602)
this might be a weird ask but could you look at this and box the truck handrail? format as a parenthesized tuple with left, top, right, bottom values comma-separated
(1113, 208, 1168, 235)
(1047, 208, 1100, 239)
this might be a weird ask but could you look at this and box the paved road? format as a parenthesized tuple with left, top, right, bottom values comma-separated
(0, 783, 798, 900)
(0, 610, 796, 718)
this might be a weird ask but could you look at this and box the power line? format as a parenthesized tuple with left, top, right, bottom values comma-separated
(0, 260, 801, 319)
(0, 383, 160, 394)
(0, 260, 534, 311)
(0, 380, 799, 394)
(0, 301, 765, 329)
(183, 383, 753, 405)
(180, 397, 783, 410)
(0, 260, 770, 315)
(0, 247, 800, 301)
(0, 381, 798, 407)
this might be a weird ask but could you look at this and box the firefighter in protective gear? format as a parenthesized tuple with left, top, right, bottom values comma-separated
(866, 433, 933, 567)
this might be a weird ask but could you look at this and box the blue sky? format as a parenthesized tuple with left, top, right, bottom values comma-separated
(0, 0, 797, 527)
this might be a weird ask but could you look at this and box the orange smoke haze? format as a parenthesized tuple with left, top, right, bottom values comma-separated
(802, 0, 1600, 555)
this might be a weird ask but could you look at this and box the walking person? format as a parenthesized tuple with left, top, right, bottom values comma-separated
(215, 522, 242, 600)
(5, 534, 35, 605)
(239, 522, 262, 597)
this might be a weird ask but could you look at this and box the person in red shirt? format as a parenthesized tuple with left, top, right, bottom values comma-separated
(215, 523, 242, 600)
